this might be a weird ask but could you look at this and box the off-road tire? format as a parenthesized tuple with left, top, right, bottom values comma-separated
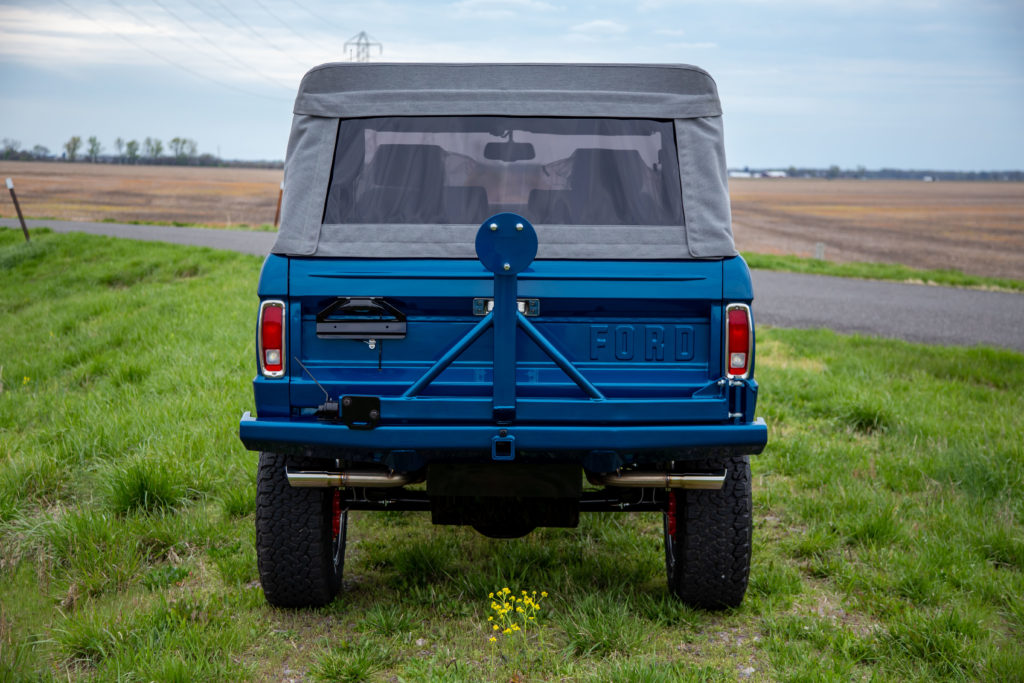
(255, 452, 346, 607)
(664, 455, 752, 610)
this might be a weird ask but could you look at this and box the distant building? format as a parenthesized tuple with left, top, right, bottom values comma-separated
(728, 169, 788, 179)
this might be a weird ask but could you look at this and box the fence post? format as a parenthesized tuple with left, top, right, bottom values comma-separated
(273, 180, 284, 228)
(5, 178, 29, 242)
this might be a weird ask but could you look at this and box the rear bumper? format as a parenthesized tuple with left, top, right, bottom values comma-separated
(238, 412, 767, 465)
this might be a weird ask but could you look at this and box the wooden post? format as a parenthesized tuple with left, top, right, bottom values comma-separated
(273, 180, 284, 228)
(5, 178, 29, 242)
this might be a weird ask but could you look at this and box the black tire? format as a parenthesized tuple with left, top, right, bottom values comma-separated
(663, 455, 752, 610)
(255, 452, 346, 607)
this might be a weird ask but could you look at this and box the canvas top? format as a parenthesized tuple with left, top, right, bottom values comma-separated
(293, 63, 723, 119)
(272, 63, 736, 260)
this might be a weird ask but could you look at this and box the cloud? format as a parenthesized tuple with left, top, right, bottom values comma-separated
(568, 19, 629, 36)
(672, 41, 717, 48)
(655, 28, 688, 36)
(0, 4, 328, 86)
(638, 0, 955, 8)
(450, 0, 560, 19)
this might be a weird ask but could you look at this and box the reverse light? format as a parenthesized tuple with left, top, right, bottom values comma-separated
(259, 300, 286, 378)
(725, 303, 752, 379)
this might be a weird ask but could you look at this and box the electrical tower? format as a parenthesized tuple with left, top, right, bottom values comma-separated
(345, 31, 382, 62)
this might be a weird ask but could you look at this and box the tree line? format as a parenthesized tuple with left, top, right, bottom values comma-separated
(775, 165, 1024, 182)
(1, 135, 217, 166)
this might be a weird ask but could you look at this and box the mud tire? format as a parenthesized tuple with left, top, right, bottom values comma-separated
(255, 452, 346, 607)
(664, 455, 752, 610)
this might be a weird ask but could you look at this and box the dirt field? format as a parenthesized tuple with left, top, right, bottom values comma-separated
(731, 178, 1024, 279)
(2, 161, 1022, 279)
(0, 161, 282, 227)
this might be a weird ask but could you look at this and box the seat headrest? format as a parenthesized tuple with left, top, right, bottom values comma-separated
(569, 148, 648, 193)
(368, 144, 446, 188)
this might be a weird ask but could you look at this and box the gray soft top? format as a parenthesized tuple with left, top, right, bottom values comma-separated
(274, 63, 736, 260)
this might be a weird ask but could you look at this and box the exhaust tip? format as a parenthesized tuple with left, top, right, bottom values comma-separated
(585, 470, 726, 490)
(285, 468, 412, 488)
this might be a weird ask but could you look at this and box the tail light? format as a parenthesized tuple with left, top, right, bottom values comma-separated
(724, 303, 752, 379)
(258, 300, 286, 378)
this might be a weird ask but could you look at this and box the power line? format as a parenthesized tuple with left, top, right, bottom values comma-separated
(107, 0, 289, 90)
(206, 0, 313, 70)
(283, 0, 348, 36)
(55, 0, 289, 102)
(252, 0, 308, 43)
(250, 0, 339, 56)
(180, 0, 289, 64)
(146, 0, 296, 89)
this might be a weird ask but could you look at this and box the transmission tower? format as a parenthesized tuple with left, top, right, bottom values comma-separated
(345, 31, 382, 62)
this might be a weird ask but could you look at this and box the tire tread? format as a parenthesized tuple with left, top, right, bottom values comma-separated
(667, 455, 752, 609)
(255, 452, 342, 608)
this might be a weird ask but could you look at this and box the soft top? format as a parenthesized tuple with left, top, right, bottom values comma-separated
(293, 63, 722, 119)
(274, 63, 735, 260)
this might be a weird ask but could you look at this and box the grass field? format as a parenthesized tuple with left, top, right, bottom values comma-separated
(1, 228, 1023, 682)
(2, 161, 1023, 281)
(741, 253, 1024, 293)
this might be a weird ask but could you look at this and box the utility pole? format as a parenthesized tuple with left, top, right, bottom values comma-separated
(344, 31, 382, 62)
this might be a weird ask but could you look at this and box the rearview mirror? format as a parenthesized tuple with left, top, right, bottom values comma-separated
(484, 141, 536, 162)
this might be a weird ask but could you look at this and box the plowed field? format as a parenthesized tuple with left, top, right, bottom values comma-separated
(2, 162, 1022, 279)
(731, 178, 1024, 279)
(0, 161, 281, 227)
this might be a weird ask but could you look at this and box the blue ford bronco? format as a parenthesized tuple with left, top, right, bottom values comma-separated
(239, 63, 767, 609)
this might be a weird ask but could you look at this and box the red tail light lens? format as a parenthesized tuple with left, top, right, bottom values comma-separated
(725, 303, 752, 378)
(259, 301, 285, 377)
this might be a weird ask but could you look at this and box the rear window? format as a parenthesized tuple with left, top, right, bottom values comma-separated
(323, 116, 682, 226)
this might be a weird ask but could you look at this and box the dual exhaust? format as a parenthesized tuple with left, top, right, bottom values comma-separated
(286, 468, 725, 490)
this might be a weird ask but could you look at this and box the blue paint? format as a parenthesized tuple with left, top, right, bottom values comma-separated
(243, 219, 767, 465)
(240, 411, 768, 458)
(473, 212, 538, 276)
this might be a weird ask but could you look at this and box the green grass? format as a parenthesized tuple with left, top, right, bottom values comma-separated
(98, 217, 278, 232)
(2, 227, 1022, 681)
(743, 251, 1024, 292)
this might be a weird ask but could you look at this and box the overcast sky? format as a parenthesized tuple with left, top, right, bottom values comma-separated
(1, 0, 1022, 168)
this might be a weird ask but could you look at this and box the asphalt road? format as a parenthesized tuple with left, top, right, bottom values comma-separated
(5, 218, 1023, 352)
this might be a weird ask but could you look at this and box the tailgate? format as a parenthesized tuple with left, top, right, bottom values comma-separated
(287, 257, 728, 425)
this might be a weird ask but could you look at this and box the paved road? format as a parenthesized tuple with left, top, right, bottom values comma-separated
(5, 218, 1023, 352)
(2, 218, 278, 255)
(751, 270, 1023, 351)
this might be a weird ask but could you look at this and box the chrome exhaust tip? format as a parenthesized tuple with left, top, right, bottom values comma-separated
(285, 468, 412, 488)
(585, 470, 726, 490)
